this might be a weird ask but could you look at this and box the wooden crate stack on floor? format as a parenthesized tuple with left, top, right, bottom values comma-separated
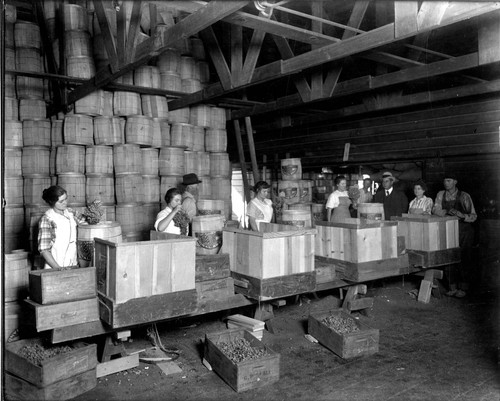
(195, 253, 235, 304)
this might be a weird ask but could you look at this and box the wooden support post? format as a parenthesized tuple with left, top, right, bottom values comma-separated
(262, 155, 267, 182)
(418, 270, 435, 303)
(342, 284, 373, 314)
(100, 335, 126, 363)
(254, 303, 275, 334)
(244, 115, 260, 184)
(233, 119, 251, 203)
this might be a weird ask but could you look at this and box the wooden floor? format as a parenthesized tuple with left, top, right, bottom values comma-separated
(70, 275, 499, 401)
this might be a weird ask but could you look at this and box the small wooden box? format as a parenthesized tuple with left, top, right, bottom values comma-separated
(5, 339, 97, 387)
(5, 368, 96, 401)
(391, 214, 459, 251)
(95, 233, 196, 304)
(29, 267, 96, 305)
(196, 277, 234, 301)
(315, 219, 398, 263)
(204, 328, 280, 392)
(222, 224, 316, 279)
(195, 253, 231, 282)
(308, 310, 379, 359)
(25, 297, 100, 332)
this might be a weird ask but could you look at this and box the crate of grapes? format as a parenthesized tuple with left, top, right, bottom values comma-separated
(308, 310, 379, 359)
(204, 328, 280, 392)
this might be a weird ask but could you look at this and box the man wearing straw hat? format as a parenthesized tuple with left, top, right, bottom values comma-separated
(179, 173, 202, 221)
(373, 171, 408, 220)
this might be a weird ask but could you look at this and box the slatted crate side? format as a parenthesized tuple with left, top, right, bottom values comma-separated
(445, 219, 459, 248)
(222, 229, 263, 277)
(169, 239, 196, 292)
(262, 236, 286, 278)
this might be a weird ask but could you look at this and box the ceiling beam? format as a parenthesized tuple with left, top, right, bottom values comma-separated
(199, 27, 233, 90)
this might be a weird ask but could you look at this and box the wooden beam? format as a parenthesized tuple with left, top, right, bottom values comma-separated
(116, 2, 127, 66)
(240, 25, 266, 85)
(125, 1, 143, 63)
(478, 10, 500, 64)
(394, 1, 418, 38)
(233, 120, 251, 203)
(231, 24, 243, 86)
(310, 1, 324, 101)
(93, 1, 119, 72)
(244, 116, 260, 183)
(199, 27, 232, 91)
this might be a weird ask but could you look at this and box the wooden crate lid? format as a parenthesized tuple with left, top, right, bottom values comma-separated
(391, 214, 459, 223)
(222, 225, 317, 238)
(316, 218, 398, 229)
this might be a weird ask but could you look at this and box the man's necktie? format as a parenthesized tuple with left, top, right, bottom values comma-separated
(386, 190, 389, 196)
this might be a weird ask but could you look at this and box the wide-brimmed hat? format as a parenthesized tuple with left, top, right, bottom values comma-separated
(382, 171, 397, 181)
(443, 173, 458, 180)
(182, 173, 202, 185)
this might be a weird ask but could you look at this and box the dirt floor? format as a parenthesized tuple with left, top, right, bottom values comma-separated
(72, 274, 499, 401)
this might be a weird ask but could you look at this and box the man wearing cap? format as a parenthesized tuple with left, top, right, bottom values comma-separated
(179, 173, 202, 221)
(433, 174, 477, 298)
(373, 172, 408, 219)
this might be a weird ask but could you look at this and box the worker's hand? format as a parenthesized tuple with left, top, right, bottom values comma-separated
(174, 205, 183, 212)
(449, 208, 464, 218)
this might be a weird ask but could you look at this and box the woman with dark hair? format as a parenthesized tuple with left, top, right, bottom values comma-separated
(246, 181, 273, 231)
(409, 179, 433, 215)
(38, 185, 87, 269)
(155, 188, 186, 234)
(326, 175, 351, 221)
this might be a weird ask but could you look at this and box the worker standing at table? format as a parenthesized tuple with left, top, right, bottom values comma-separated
(247, 181, 273, 231)
(408, 179, 433, 215)
(38, 185, 87, 269)
(373, 172, 408, 219)
(326, 175, 352, 221)
(155, 188, 189, 235)
(432, 174, 477, 297)
(179, 173, 201, 222)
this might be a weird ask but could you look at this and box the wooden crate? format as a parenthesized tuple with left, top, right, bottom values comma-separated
(25, 297, 100, 332)
(29, 267, 96, 305)
(315, 257, 337, 285)
(94, 233, 196, 304)
(308, 310, 379, 359)
(98, 289, 198, 328)
(4, 368, 96, 401)
(196, 277, 234, 301)
(195, 253, 231, 282)
(222, 224, 316, 279)
(406, 247, 461, 268)
(5, 339, 97, 387)
(391, 214, 459, 251)
(315, 219, 398, 263)
(204, 328, 280, 392)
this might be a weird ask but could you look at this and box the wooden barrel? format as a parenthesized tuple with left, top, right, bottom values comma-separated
(115, 173, 143, 204)
(281, 158, 302, 181)
(5, 121, 23, 148)
(85, 174, 115, 204)
(198, 176, 212, 200)
(101, 204, 116, 221)
(55, 145, 85, 174)
(23, 175, 51, 205)
(152, 118, 170, 148)
(15, 47, 43, 72)
(5, 22, 14, 49)
(19, 99, 46, 121)
(171, 123, 194, 149)
(191, 215, 225, 255)
(158, 48, 181, 73)
(189, 105, 211, 128)
(5, 46, 14, 68)
(159, 147, 185, 176)
(141, 95, 169, 119)
(50, 119, 64, 147)
(65, 30, 92, 57)
(75, 89, 104, 116)
(57, 173, 86, 204)
(179, 56, 196, 79)
(64, 114, 94, 145)
(63, 3, 88, 31)
(181, 78, 201, 93)
(86, 145, 113, 175)
(281, 209, 312, 228)
(191, 126, 205, 152)
(134, 66, 160, 88)
(358, 203, 385, 220)
(4, 251, 30, 302)
(160, 175, 183, 196)
(114, 91, 142, 116)
(197, 199, 224, 216)
(4, 206, 26, 236)
(195, 61, 210, 83)
(278, 180, 301, 205)
(189, 37, 205, 60)
(142, 203, 161, 232)
(5, 97, 18, 120)
(4, 177, 24, 207)
(14, 21, 41, 49)
(5, 3, 16, 23)
(299, 180, 313, 203)
(160, 72, 182, 92)
(205, 129, 227, 152)
(22, 146, 49, 176)
(16, 76, 44, 99)
(114, 71, 134, 85)
(102, 91, 114, 116)
(115, 203, 143, 234)
(209, 152, 230, 178)
(141, 148, 159, 175)
(125, 115, 153, 146)
(94, 116, 124, 145)
(113, 144, 142, 175)
(5, 72, 16, 98)
(5, 148, 22, 177)
(183, 151, 207, 177)
(311, 203, 326, 223)
(209, 107, 226, 129)
(67, 56, 95, 79)
(168, 107, 190, 124)
(142, 175, 160, 204)
(210, 177, 231, 200)
(77, 221, 122, 266)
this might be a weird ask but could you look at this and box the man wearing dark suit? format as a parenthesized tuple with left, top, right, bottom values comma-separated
(373, 172, 408, 219)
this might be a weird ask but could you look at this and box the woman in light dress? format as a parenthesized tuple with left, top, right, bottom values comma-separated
(326, 176, 352, 221)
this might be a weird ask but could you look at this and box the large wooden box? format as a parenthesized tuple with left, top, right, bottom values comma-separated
(222, 224, 316, 279)
(391, 214, 459, 251)
(204, 328, 280, 392)
(29, 267, 96, 305)
(5, 339, 97, 387)
(25, 297, 100, 332)
(308, 310, 379, 359)
(94, 233, 196, 304)
(315, 219, 398, 263)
